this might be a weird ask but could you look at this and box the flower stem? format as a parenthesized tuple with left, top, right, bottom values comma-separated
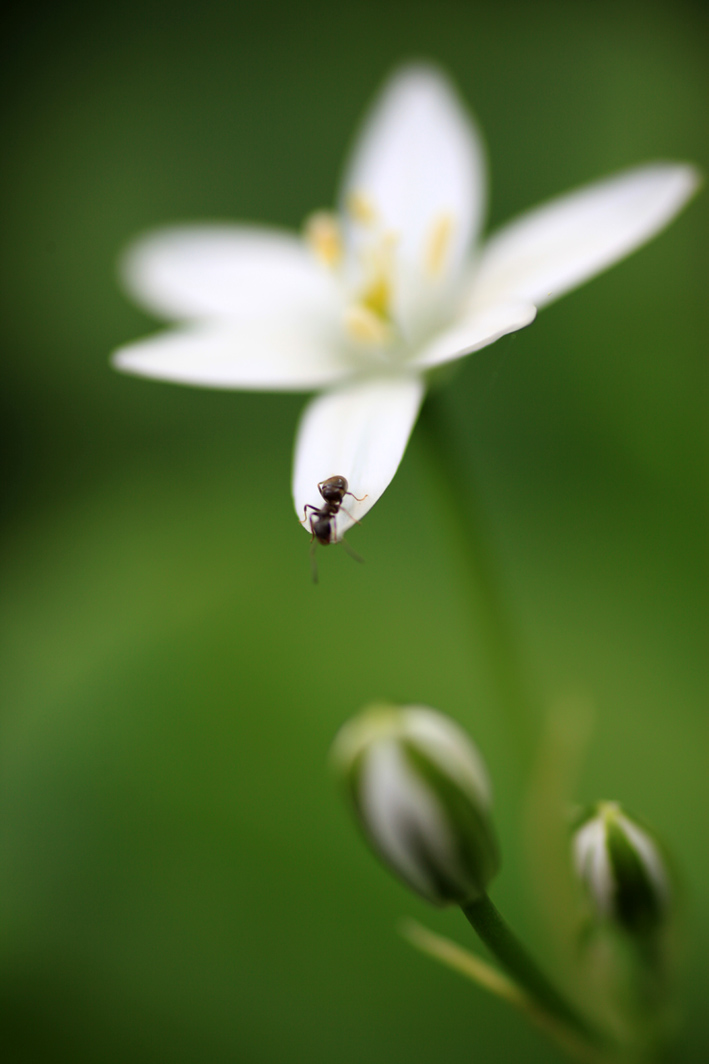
(462, 893, 606, 1050)
(416, 388, 537, 757)
(402, 918, 612, 1064)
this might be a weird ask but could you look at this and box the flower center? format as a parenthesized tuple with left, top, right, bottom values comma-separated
(305, 196, 457, 353)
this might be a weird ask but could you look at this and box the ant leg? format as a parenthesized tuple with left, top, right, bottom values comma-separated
(339, 505, 363, 526)
(340, 536, 364, 564)
(332, 513, 364, 564)
(301, 503, 319, 525)
(310, 540, 319, 584)
(302, 504, 322, 542)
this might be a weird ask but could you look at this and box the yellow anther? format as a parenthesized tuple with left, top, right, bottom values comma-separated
(347, 191, 378, 227)
(361, 274, 391, 320)
(304, 211, 342, 268)
(425, 213, 454, 277)
(357, 230, 397, 321)
(344, 304, 391, 346)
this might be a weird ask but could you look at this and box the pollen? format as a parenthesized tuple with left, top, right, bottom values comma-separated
(304, 211, 342, 268)
(344, 304, 391, 345)
(347, 191, 378, 227)
(425, 213, 454, 277)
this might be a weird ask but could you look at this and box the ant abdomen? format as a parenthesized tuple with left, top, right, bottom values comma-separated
(311, 512, 333, 545)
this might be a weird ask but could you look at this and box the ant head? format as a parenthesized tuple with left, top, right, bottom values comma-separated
(319, 475, 348, 501)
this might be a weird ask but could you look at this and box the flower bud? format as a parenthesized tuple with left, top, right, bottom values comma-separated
(331, 703, 500, 906)
(572, 802, 670, 936)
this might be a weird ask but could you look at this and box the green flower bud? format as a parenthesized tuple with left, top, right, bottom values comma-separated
(331, 703, 500, 906)
(572, 802, 670, 936)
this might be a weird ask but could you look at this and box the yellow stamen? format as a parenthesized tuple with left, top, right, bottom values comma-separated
(361, 274, 391, 320)
(425, 213, 454, 277)
(304, 211, 342, 268)
(347, 191, 378, 226)
(344, 304, 391, 345)
(357, 229, 397, 322)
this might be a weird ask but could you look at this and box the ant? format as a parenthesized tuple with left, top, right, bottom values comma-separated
(301, 475, 368, 582)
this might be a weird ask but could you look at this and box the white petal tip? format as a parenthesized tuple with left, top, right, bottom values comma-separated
(665, 161, 703, 194)
(473, 160, 703, 310)
(379, 61, 458, 95)
(111, 346, 142, 376)
(644, 161, 703, 213)
(293, 376, 425, 538)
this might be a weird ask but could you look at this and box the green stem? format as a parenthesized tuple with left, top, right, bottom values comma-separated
(402, 919, 613, 1064)
(463, 894, 605, 1048)
(416, 390, 537, 754)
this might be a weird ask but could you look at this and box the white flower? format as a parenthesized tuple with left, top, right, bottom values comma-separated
(113, 65, 699, 540)
(331, 703, 499, 905)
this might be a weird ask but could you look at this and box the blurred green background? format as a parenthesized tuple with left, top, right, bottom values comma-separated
(1, 0, 706, 1060)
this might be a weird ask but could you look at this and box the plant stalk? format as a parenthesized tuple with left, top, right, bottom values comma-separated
(417, 390, 537, 756)
(463, 893, 606, 1048)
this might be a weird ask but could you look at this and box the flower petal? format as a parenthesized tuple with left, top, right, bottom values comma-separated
(412, 301, 537, 370)
(341, 65, 487, 279)
(112, 319, 356, 391)
(121, 224, 337, 321)
(471, 163, 701, 309)
(293, 375, 425, 538)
